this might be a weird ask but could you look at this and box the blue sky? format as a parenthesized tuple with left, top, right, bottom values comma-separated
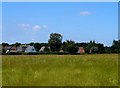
(2, 2, 118, 46)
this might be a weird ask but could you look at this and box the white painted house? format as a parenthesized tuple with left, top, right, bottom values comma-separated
(39, 46, 51, 52)
(39, 46, 45, 52)
(25, 45, 36, 52)
(17, 45, 28, 52)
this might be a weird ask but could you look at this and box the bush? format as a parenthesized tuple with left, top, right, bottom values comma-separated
(24, 52, 40, 55)
(6, 52, 23, 55)
(2, 51, 84, 55)
(39, 51, 69, 55)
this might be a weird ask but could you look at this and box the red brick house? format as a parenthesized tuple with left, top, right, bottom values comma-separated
(77, 47, 85, 54)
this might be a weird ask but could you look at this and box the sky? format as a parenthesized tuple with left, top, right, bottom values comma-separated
(2, 2, 118, 46)
(1, 0, 119, 2)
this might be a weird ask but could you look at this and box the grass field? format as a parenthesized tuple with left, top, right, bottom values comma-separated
(2, 54, 118, 86)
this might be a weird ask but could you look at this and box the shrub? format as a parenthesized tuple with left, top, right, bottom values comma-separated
(6, 52, 23, 55)
(24, 52, 39, 55)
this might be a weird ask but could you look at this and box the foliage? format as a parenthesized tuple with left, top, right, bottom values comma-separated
(34, 43, 41, 52)
(5, 52, 23, 55)
(90, 46, 98, 53)
(44, 46, 50, 52)
(85, 40, 96, 53)
(29, 42, 34, 46)
(62, 40, 78, 54)
(48, 33, 63, 51)
(1, 33, 120, 54)
(2, 43, 9, 47)
(104, 46, 112, 53)
(14, 42, 21, 47)
(111, 40, 120, 53)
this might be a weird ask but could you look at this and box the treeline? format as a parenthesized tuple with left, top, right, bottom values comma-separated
(1, 33, 120, 54)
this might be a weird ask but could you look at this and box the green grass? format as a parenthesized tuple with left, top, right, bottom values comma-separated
(2, 54, 118, 86)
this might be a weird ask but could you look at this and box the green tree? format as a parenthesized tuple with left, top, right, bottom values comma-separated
(48, 33, 63, 51)
(2, 43, 9, 53)
(44, 46, 50, 52)
(104, 46, 112, 53)
(2, 43, 9, 47)
(90, 46, 98, 53)
(40, 43, 48, 47)
(29, 42, 34, 46)
(34, 43, 41, 52)
(63, 40, 78, 54)
(97, 43, 104, 53)
(111, 40, 120, 53)
(85, 40, 96, 53)
(14, 42, 21, 47)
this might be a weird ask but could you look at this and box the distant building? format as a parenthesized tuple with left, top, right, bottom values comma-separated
(4, 46, 18, 53)
(89, 46, 98, 53)
(3, 46, 12, 53)
(39, 46, 51, 52)
(25, 45, 36, 52)
(39, 46, 45, 52)
(17, 45, 28, 52)
(4, 46, 12, 51)
(9, 46, 17, 52)
(59, 49, 64, 53)
(77, 47, 85, 54)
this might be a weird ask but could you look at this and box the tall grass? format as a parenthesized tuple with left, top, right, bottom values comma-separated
(0, 55, 2, 87)
(2, 54, 118, 86)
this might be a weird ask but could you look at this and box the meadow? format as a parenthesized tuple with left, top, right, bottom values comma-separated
(2, 54, 118, 86)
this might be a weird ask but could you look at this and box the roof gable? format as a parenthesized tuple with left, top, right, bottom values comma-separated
(25, 45, 36, 52)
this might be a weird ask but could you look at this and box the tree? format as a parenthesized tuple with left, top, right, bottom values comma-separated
(75, 42, 87, 48)
(14, 42, 21, 47)
(85, 40, 98, 53)
(90, 46, 98, 53)
(85, 41, 95, 53)
(29, 42, 34, 46)
(34, 43, 41, 52)
(40, 43, 48, 47)
(111, 40, 120, 53)
(104, 46, 112, 53)
(2, 43, 9, 53)
(48, 33, 63, 51)
(62, 40, 78, 54)
(44, 46, 50, 52)
(2, 43, 9, 47)
(97, 43, 104, 53)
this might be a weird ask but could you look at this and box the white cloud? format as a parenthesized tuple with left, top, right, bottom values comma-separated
(18, 23, 48, 31)
(18, 24, 30, 29)
(80, 11, 92, 16)
(32, 25, 42, 30)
